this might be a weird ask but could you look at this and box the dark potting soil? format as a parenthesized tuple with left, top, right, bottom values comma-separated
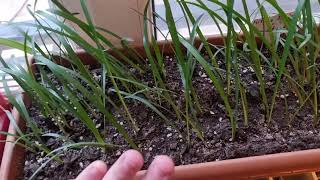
(24, 54, 320, 179)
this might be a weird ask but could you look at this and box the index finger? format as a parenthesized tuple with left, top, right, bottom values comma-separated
(75, 160, 108, 180)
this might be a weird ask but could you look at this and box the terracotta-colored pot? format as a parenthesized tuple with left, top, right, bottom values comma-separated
(135, 149, 320, 180)
(1, 43, 320, 180)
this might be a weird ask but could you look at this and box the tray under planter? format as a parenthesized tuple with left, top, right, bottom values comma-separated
(1, 40, 320, 179)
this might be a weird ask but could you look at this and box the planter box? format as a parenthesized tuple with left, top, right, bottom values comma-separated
(1, 45, 320, 179)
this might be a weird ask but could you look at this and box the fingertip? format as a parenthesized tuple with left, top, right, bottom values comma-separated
(153, 155, 175, 177)
(91, 160, 108, 174)
(124, 150, 144, 162)
(76, 160, 107, 180)
(143, 155, 175, 180)
(102, 149, 144, 180)
(122, 150, 144, 171)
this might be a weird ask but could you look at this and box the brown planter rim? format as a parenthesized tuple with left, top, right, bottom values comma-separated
(135, 149, 320, 180)
(1, 38, 320, 180)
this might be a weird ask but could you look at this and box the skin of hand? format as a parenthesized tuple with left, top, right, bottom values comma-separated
(75, 150, 174, 180)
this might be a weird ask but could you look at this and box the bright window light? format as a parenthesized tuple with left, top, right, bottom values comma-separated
(0, 0, 52, 87)
(0, 0, 49, 23)
(154, 0, 320, 40)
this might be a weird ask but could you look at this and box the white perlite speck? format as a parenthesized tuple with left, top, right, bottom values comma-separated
(116, 151, 121, 156)
(79, 162, 84, 168)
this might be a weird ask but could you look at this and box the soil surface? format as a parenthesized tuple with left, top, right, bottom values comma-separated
(24, 54, 320, 179)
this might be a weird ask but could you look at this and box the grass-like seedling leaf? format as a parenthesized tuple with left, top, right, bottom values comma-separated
(268, 0, 307, 122)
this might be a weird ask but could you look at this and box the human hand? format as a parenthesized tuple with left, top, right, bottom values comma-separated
(75, 150, 174, 180)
